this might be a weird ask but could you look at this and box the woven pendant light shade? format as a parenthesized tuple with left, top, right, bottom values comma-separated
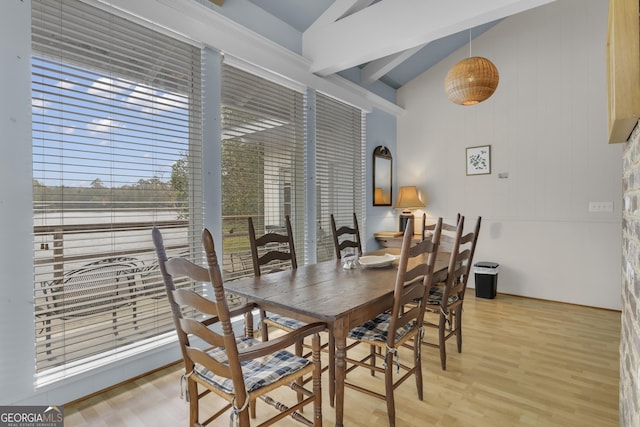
(444, 56, 499, 105)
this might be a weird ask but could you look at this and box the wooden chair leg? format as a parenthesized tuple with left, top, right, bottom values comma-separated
(238, 408, 250, 427)
(260, 309, 269, 342)
(369, 344, 376, 376)
(188, 380, 199, 427)
(456, 306, 463, 353)
(414, 338, 423, 400)
(384, 350, 396, 427)
(295, 340, 303, 357)
(439, 313, 447, 370)
(295, 340, 304, 405)
(249, 400, 256, 419)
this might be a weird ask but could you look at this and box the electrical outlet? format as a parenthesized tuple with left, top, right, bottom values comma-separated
(588, 201, 613, 213)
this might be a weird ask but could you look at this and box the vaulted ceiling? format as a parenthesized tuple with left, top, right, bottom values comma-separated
(245, 0, 556, 89)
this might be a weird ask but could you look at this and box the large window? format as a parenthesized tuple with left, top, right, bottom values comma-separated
(220, 64, 306, 278)
(31, 0, 203, 383)
(315, 93, 365, 261)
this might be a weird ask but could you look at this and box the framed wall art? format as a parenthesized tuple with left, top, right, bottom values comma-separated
(466, 145, 491, 175)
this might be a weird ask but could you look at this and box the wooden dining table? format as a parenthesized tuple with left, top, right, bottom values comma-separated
(224, 249, 450, 427)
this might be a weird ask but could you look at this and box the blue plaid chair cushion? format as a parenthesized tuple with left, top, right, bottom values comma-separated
(348, 312, 417, 342)
(427, 285, 459, 305)
(194, 336, 310, 394)
(266, 313, 308, 330)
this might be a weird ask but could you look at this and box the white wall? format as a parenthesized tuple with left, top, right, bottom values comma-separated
(397, 0, 622, 310)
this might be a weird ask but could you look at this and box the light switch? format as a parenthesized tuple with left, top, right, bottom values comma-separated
(588, 201, 614, 212)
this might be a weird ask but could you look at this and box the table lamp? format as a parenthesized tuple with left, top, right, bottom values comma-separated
(395, 186, 426, 232)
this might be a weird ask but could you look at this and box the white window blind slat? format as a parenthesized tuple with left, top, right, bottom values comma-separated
(220, 64, 306, 280)
(316, 93, 365, 262)
(32, 2, 201, 93)
(32, 0, 203, 384)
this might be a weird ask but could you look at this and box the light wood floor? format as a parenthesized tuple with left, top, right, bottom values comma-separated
(64, 294, 620, 426)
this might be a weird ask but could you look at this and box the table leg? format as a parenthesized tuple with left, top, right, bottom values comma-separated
(333, 318, 347, 427)
(329, 328, 335, 407)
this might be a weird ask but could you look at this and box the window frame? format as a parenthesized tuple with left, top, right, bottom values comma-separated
(31, 0, 204, 385)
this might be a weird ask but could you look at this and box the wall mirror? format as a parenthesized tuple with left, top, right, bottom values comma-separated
(373, 146, 392, 206)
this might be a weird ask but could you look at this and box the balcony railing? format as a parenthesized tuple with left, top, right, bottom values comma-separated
(33, 216, 256, 371)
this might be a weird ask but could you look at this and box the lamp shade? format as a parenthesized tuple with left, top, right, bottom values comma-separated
(444, 56, 499, 106)
(395, 186, 425, 210)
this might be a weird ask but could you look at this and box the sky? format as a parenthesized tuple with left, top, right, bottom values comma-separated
(31, 56, 190, 188)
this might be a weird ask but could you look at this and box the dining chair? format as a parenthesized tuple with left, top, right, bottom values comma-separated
(422, 212, 461, 244)
(422, 215, 481, 370)
(247, 215, 306, 342)
(421, 212, 462, 293)
(344, 217, 442, 427)
(330, 212, 362, 260)
(248, 215, 333, 398)
(152, 227, 325, 427)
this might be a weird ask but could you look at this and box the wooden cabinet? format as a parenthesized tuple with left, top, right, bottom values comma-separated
(607, 0, 640, 143)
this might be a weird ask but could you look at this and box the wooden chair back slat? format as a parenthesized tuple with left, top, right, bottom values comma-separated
(179, 317, 227, 354)
(442, 218, 481, 301)
(185, 346, 233, 379)
(330, 213, 362, 260)
(248, 216, 297, 276)
(422, 213, 461, 249)
(165, 258, 210, 282)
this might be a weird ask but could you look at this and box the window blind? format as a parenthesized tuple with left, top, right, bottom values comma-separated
(31, 0, 203, 383)
(315, 93, 365, 262)
(220, 63, 306, 279)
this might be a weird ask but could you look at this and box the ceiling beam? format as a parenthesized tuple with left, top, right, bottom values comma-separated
(303, 0, 556, 76)
(306, 0, 376, 31)
(361, 44, 425, 85)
